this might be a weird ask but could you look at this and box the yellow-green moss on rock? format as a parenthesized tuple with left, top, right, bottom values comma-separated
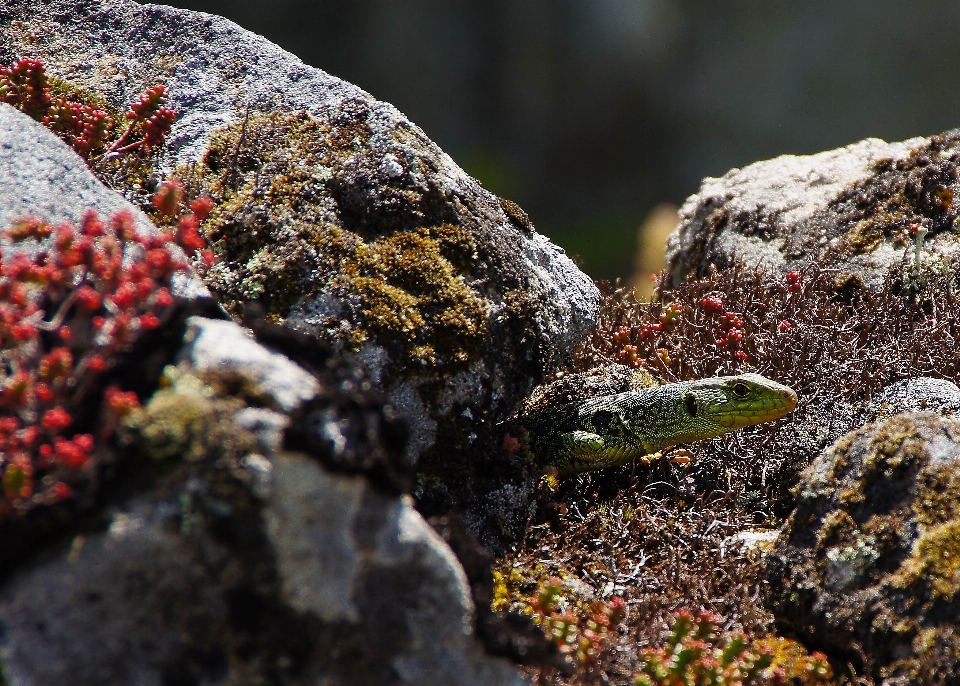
(319, 223, 487, 365)
(125, 366, 257, 463)
(185, 109, 489, 370)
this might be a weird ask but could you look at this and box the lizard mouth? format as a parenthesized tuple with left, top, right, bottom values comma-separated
(712, 387, 798, 430)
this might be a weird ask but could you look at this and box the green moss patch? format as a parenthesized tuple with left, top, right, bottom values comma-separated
(320, 224, 487, 365)
(895, 519, 960, 602)
(915, 458, 960, 528)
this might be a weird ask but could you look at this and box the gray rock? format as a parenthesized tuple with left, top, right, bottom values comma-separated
(0, 453, 525, 686)
(767, 412, 960, 684)
(0, 104, 207, 299)
(0, 330, 525, 686)
(0, 1, 600, 487)
(666, 132, 960, 290)
(179, 316, 320, 414)
(762, 377, 960, 516)
(1, 498, 233, 686)
(0, 104, 154, 235)
(265, 454, 525, 686)
(864, 376, 960, 423)
(0, 107, 524, 684)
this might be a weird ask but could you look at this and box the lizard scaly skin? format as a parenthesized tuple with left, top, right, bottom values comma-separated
(511, 373, 797, 477)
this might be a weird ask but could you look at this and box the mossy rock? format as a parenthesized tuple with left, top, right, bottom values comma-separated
(667, 132, 960, 292)
(188, 110, 488, 369)
(767, 412, 960, 684)
(1, 0, 599, 536)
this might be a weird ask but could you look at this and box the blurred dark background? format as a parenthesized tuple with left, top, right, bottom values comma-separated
(170, 0, 960, 283)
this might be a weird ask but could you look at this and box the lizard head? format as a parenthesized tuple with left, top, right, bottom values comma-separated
(680, 373, 797, 434)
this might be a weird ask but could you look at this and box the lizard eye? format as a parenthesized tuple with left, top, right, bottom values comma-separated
(733, 382, 749, 397)
(593, 410, 613, 431)
(684, 393, 698, 417)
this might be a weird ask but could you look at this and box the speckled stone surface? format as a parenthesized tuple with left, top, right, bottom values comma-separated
(667, 132, 960, 290)
(0, 1, 600, 493)
(768, 411, 960, 684)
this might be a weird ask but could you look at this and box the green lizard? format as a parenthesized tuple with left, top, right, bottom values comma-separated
(510, 373, 797, 477)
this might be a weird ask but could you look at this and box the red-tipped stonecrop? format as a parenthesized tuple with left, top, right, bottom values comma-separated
(0, 190, 213, 519)
(634, 610, 832, 686)
(0, 57, 175, 160)
(0, 57, 51, 119)
(530, 576, 626, 671)
(106, 85, 176, 156)
(612, 300, 684, 368)
(786, 270, 802, 294)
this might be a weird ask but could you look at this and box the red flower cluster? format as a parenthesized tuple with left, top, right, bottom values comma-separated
(613, 303, 684, 369)
(699, 299, 749, 362)
(531, 577, 626, 671)
(46, 98, 114, 156)
(700, 294, 724, 313)
(0, 57, 114, 157)
(0, 58, 50, 118)
(0, 57, 175, 159)
(0, 198, 212, 519)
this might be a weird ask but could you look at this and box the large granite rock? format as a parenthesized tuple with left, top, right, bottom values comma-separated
(767, 410, 960, 685)
(666, 132, 960, 290)
(0, 1, 600, 517)
(0, 102, 525, 686)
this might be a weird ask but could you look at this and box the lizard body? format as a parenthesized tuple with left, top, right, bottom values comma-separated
(512, 373, 797, 477)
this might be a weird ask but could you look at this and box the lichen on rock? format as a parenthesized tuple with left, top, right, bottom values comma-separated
(825, 132, 960, 257)
(666, 131, 960, 292)
(189, 107, 487, 372)
(768, 412, 960, 683)
(124, 365, 257, 463)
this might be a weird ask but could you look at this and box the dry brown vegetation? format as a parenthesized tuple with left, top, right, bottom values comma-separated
(581, 260, 960, 506)
(495, 260, 960, 685)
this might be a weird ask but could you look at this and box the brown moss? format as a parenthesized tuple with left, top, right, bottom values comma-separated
(498, 197, 535, 236)
(183, 109, 341, 319)
(47, 75, 125, 123)
(769, 415, 960, 684)
(494, 483, 781, 683)
(866, 418, 922, 467)
(914, 460, 960, 527)
(894, 626, 960, 684)
(816, 509, 857, 548)
(826, 132, 960, 257)
(861, 511, 910, 559)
